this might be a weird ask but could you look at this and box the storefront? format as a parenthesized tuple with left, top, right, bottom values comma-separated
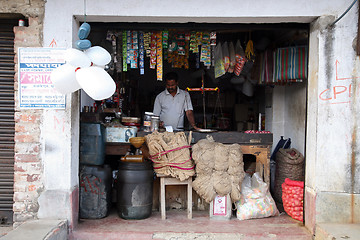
(1, 0, 359, 235)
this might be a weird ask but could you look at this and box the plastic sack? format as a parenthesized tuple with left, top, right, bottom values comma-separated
(214, 43, 225, 78)
(85, 46, 111, 66)
(282, 178, 304, 222)
(222, 42, 230, 72)
(76, 66, 116, 100)
(51, 64, 81, 94)
(234, 40, 247, 76)
(236, 173, 279, 220)
(228, 42, 236, 73)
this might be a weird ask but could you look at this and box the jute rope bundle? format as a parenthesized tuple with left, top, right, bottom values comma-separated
(145, 131, 195, 181)
(192, 136, 245, 203)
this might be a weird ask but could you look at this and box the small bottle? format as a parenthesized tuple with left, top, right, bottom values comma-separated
(18, 19, 25, 27)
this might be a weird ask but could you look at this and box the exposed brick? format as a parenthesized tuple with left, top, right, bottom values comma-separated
(15, 153, 40, 163)
(14, 134, 37, 143)
(27, 174, 40, 182)
(3, 0, 45, 226)
(15, 142, 40, 154)
(13, 202, 26, 212)
(14, 162, 42, 175)
(14, 192, 30, 202)
(26, 202, 39, 212)
(14, 163, 25, 172)
(15, 124, 26, 132)
(14, 112, 39, 123)
(13, 183, 27, 192)
(29, 162, 42, 172)
(14, 173, 27, 182)
(13, 212, 35, 223)
(27, 184, 37, 192)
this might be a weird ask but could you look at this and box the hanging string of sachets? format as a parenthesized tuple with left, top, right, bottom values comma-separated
(108, 30, 218, 81)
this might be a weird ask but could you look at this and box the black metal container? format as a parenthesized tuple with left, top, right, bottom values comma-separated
(117, 161, 153, 220)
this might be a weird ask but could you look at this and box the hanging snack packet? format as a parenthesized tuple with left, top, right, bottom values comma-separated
(150, 32, 157, 69)
(139, 31, 145, 75)
(200, 32, 211, 67)
(210, 32, 217, 46)
(126, 31, 131, 64)
(156, 32, 163, 81)
(196, 32, 203, 46)
(222, 42, 230, 72)
(228, 41, 236, 73)
(177, 32, 186, 55)
(122, 32, 127, 72)
(130, 31, 138, 69)
(162, 31, 169, 49)
(189, 31, 197, 53)
(144, 32, 151, 57)
(234, 40, 247, 76)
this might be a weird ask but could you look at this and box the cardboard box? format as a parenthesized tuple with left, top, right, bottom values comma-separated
(106, 126, 137, 142)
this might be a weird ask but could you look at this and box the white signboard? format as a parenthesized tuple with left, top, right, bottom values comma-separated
(18, 48, 66, 109)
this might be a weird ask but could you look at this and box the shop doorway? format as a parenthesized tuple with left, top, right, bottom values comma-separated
(78, 21, 309, 223)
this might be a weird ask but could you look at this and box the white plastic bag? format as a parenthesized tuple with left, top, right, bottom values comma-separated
(236, 173, 279, 220)
(214, 43, 225, 78)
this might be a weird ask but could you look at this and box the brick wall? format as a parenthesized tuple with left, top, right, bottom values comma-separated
(0, 0, 46, 226)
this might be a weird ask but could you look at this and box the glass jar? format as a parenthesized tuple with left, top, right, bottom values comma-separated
(143, 112, 153, 132)
(150, 115, 160, 132)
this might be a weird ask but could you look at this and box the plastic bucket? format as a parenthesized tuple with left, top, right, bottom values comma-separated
(79, 165, 112, 219)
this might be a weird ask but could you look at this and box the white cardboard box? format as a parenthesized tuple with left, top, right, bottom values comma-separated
(106, 126, 137, 142)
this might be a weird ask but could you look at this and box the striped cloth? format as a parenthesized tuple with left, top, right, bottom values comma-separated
(274, 46, 308, 83)
(259, 50, 275, 84)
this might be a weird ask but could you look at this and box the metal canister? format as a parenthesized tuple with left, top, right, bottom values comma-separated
(150, 115, 160, 132)
(143, 112, 153, 132)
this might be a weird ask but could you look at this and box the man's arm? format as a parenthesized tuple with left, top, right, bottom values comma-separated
(185, 110, 200, 130)
(153, 95, 161, 116)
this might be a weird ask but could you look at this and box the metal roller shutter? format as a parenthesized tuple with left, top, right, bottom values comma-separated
(0, 19, 16, 225)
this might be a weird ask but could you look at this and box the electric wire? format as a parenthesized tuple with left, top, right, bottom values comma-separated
(330, 0, 358, 26)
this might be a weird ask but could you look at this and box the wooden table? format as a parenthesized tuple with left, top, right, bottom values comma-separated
(105, 131, 272, 185)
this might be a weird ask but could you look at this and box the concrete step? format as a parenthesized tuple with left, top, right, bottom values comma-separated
(315, 223, 360, 240)
(1, 219, 67, 240)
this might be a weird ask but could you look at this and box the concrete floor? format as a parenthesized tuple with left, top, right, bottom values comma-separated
(70, 208, 312, 240)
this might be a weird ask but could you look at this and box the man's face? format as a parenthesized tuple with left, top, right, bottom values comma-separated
(166, 79, 178, 94)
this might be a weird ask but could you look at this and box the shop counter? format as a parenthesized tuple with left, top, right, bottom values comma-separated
(105, 131, 273, 185)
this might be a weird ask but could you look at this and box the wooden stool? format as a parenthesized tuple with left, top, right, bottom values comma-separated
(157, 174, 192, 219)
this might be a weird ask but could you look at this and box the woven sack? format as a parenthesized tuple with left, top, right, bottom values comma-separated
(273, 148, 304, 203)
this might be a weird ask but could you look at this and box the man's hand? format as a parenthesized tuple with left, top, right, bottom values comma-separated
(185, 110, 199, 131)
(192, 125, 200, 131)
